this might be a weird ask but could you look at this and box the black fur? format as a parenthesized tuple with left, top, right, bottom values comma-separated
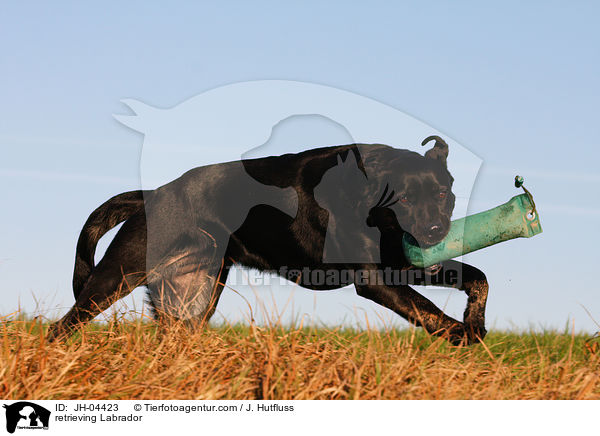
(49, 137, 488, 344)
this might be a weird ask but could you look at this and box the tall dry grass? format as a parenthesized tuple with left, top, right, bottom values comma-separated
(1, 314, 599, 400)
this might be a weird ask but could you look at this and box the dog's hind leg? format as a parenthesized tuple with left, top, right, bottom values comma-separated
(147, 260, 221, 328)
(47, 213, 147, 341)
(355, 281, 468, 345)
(146, 237, 230, 329)
(196, 256, 233, 324)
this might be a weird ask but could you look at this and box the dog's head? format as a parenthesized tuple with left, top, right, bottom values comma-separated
(365, 136, 455, 247)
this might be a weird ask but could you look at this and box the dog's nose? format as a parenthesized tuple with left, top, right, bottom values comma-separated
(427, 225, 444, 241)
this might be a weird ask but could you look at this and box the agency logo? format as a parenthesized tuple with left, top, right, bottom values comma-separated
(114, 80, 481, 319)
(2, 402, 50, 434)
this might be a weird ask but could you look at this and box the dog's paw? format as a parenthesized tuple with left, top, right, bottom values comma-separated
(464, 320, 487, 344)
(442, 320, 486, 346)
(438, 322, 471, 346)
(46, 322, 71, 342)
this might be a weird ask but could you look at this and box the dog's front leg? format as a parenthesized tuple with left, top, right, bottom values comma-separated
(457, 263, 488, 342)
(355, 280, 468, 345)
(415, 260, 489, 343)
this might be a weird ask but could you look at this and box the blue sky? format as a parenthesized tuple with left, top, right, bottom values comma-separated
(1, 1, 599, 332)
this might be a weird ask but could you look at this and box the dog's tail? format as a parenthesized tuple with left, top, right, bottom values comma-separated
(73, 190, 148, 299)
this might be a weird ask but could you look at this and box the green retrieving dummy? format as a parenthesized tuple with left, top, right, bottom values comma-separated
(402, 176, 542, 268)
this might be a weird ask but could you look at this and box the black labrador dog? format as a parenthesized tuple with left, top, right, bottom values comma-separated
(48, 136, 488, 344)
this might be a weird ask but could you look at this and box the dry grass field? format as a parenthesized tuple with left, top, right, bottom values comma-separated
(1, 316, 599, 400)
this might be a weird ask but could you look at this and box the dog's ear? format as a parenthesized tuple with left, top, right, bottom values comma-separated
(422, 135, 449, 165)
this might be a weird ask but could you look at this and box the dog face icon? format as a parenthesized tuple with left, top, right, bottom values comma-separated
(3, 402, 50, 434)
